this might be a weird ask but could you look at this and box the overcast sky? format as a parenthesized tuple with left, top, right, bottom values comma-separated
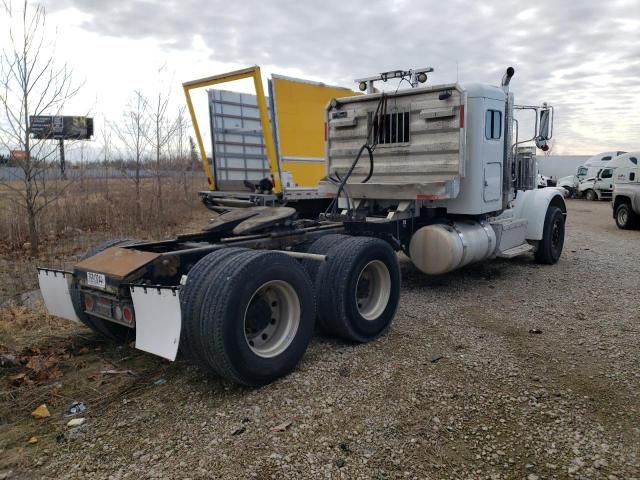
(8, 0, 640, 156)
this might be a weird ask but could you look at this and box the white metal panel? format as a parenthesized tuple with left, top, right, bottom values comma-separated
(326, 84, 465, 200)
(484, 163, 502, 201)
(209, 88, 272, 187)
(130, 286, 182, 361)
(37, 269, 81, 323)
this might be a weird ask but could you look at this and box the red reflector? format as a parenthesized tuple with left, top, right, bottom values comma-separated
(207, 177, 212, 186)
(84, 294, 95, 311)
(542, 144, 549, 151)
(122, 306, 134, 324)
(416, 194, 438, 200)
(459, 105, 465, 128)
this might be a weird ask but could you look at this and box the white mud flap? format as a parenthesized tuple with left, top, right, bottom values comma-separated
(130, 285, 182, 361)
(37, 268, 81, 324)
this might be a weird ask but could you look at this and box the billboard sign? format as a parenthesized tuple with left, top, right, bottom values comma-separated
(29, 116, 94, 140)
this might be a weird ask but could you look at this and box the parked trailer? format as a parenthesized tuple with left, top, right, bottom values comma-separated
(37, 66, 566, 386)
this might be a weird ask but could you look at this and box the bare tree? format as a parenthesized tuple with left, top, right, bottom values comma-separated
(114, 91, 150, 223)
(167, 106, 190, 201)
(99, 117, 113, 200)
(0, 0, 81, 254)
(144, 80, 181, 214)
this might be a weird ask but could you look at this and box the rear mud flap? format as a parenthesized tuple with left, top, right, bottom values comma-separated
(37, 268, 81, 324)
(130, 285, 182, 361)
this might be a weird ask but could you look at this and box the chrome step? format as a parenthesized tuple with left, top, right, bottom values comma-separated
(497, 243, 533, 258)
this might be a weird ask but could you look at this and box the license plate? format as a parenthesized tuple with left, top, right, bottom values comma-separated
(86, 271, 106, 289)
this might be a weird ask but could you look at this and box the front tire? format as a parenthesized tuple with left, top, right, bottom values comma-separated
(315, 237, 401, 342)
(534, 206, 565, 264)
(584, 189, 597, 201)
(615, 203, 638, 229)
(196, 251, 316, 386)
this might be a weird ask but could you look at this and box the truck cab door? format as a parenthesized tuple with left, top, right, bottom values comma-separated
(599, 168, 613, 190)
(482, 101, 504, 202)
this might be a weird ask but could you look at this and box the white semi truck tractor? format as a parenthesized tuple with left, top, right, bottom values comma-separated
(37, 66, 566, 386)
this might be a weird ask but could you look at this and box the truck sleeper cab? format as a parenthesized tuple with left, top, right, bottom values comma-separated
(558, 151, 626, 198)
(38, 66, 566, 386)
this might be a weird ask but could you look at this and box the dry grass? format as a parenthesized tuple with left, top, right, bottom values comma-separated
(0, 170, 205, 252)
(0, 306, 78, 352)
(0, 169, 212, 304)
(0, 167, 213, 472)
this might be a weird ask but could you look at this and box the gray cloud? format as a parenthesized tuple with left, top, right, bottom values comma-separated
(44, 0, 640, 153)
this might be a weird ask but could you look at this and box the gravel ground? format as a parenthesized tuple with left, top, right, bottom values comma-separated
(4, 199, 640, 479)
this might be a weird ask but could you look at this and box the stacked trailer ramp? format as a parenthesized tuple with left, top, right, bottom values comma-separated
(186, 66, 357, 214)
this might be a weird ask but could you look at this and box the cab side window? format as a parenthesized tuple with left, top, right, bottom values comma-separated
(485, 110, 502, 140)
(601, 169, 613, 179)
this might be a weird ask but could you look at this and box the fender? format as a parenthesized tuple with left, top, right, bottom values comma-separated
(511, 187, 567, 240)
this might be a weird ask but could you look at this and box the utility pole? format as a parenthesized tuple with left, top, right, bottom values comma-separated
(59, 138, 66, 179)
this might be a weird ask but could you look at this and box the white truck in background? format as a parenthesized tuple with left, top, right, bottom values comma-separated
(557, 151, 626, 198)
(611, 153, 640, 228)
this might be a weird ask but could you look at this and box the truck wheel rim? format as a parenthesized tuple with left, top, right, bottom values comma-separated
(244, 280, 300, 358)
(355, 260, 391, 321)
(551, 220, 562, 248)
(618, 208, 628, 226)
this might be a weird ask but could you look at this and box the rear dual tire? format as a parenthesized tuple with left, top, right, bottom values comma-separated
(182, 249, 316, 386)
(310, 236, 401, 343)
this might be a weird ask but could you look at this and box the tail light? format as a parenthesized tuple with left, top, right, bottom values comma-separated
(122, 305, 134, 324)
(84, 294, 95, 312)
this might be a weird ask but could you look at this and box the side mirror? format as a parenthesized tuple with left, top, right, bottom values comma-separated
(539, 108, 552, 140)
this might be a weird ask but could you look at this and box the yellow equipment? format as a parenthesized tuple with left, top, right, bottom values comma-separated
(182, 66, 356, 209)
